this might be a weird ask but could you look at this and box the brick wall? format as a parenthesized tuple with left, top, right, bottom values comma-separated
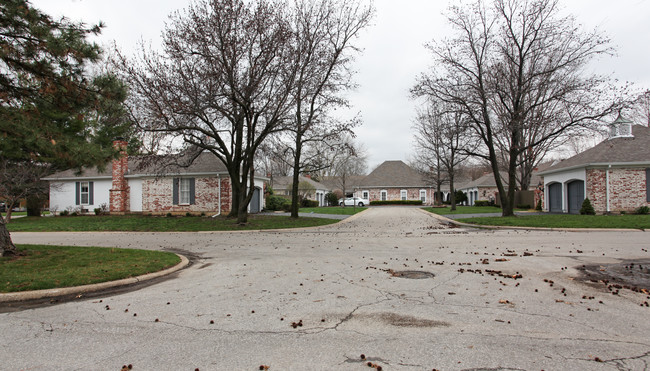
(366, 187, 433, 204)
(587, 167, 649, 213)
(141, 176, 232, 215)
(110, 140, 129, 213)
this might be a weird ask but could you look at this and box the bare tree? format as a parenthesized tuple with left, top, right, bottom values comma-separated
(413, 101, 473, 210)
(0, 161, 50, 223)
(629, 90, 650, 127)
(413, 0, 621, 216)
(286, 0, 373, 217)
(116, 0, 296, 224)
(329, 135, 367, 199)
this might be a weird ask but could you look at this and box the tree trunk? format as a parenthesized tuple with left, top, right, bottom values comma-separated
(0, 217, 17, 257)
(3, 201, 15, 225)
(449, 176, 456, 211)
(290, 136, 303, 218)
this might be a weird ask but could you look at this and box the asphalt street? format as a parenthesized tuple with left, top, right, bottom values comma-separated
(3, 207, 650, 370)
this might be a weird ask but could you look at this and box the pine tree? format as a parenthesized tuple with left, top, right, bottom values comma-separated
(0, 0, 133, 255)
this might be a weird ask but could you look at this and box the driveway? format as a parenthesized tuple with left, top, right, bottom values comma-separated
(3, 207, 650, 370)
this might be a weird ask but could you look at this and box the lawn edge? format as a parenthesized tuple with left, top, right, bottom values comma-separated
(0, 254, 189, 303)
(419, 208, 647, 232)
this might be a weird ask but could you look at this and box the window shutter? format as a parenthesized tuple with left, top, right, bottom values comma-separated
(172, 178, 179, 205)
(189, 178, 195, 205)
(75, 182, 80, 205)
(89, 182, 94, 205)
(646, 168, 650, 202)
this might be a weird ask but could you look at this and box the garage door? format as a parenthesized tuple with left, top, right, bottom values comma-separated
(548, 183, 562, 212)
(567, 180, 584, 214)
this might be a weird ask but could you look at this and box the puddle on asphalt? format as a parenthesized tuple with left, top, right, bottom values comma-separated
(577, 259, 650, 292)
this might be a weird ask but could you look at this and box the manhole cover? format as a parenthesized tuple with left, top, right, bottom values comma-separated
(389, 270, 435, 279)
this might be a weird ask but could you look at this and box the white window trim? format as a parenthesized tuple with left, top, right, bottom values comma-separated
(362, 190, 369, 199)
(80, 181, 90, 205)
(380, 190, 387, 201)
(419, 189, 426, 203)
(179, 178, 191, 205)
(400, 189, 407, 201)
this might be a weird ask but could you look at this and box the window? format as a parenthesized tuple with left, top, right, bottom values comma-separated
(173, 178, 195, 205)
(362, 191, 369, 199)
(180, 178, 191, 204)
(80, 182, 90, 204)
(380, 190, 387, 201)
(420, 189, 426, 203)
(75, 181, 94, 205)
(400, 189, 407, 201)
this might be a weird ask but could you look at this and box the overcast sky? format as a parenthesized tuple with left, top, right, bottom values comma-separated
(32, 0, 650, 170)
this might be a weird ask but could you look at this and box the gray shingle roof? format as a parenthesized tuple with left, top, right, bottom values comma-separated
(44, 152, 229, 180)
(540, 125, 650, 175)
(272, 176, 329, 191)
(360, 160, 428, 188)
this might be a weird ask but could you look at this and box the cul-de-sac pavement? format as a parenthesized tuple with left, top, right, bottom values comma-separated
(2, 207, 649, 371)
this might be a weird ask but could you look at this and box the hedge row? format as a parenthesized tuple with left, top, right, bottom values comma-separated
(370, 200, 423, 206)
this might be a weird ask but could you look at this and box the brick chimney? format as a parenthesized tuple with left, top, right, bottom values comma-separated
(109, 138, 129, 213)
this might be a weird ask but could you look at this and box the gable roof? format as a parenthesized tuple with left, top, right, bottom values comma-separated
(360, 160, 427, 188)
(272, 175, 329, 191)
(539, 125, 650, 175)
(44, 152, 229, 180)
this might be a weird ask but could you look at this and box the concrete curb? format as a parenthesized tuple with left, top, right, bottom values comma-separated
(419, 208, 647, 232)
(0, 254, 189, 303)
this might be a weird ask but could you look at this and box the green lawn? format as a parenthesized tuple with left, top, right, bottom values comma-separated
(423, 206, 521, 215)
(0, 245, 181, 292)
(299, 206, 367, 215)
(6, 214, 338, 232)
(456, 214, 650, 229)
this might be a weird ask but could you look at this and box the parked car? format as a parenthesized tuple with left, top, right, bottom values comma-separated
(338, 197, 369, 207)
(0, 202, 5, 212)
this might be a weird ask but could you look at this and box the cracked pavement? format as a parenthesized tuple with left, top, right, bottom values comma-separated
(2, 207, 650, 370)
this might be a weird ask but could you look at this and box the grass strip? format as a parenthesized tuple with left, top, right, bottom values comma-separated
(423, 206, 519, 215)
(456, 214, 650, 229)
(7, 214, 339, 232)
(0, 245, 181, 293)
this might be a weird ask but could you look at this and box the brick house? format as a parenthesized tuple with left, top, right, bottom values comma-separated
(352, 160, 436, 205)
(44, 140, 267, 215)
(539, 115, 650, 214)
(271, 175, 330, 206)
(458, 169, 545, 207)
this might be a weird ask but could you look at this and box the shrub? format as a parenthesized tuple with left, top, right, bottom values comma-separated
(516, 204, 531, 210)
(300, 199, 319, 208)
(454, 190, 468, 204)
(370, 200, 423, 206)
(166, 212, 173, 217)
(579, 198, 595, 215)
(636, 205, 650, 215)
(281, 202, 292, 212)
(325, 192, 339, 207)
(94, 208, 103, 215)
(535, 199, 542, 211)
(266, 195, 290, 211)
(473, 200, 492, 207)
(186, 212, 193, 217)
(59, 209, 69, 216)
